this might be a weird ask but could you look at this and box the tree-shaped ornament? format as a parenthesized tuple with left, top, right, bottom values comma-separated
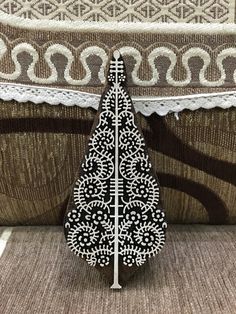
(64, 51, 167, 289)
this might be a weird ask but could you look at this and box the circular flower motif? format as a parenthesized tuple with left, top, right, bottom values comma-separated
(134, 223, 165, 251)
(128, 180, 149, 199)
(67, 209, 81, 223)
(74, 178, 106, 206)
(84, 184, 98, 196)
(125, 210, 141, 225)
(107, 73, 115, 82)
(82, 156, 101, 175)
(124, 201, 147, 225)
(123, 253, 136, 267)
(85, 201, 110, 223)
(140, 231, 155, 247)
(73, 224, 99, 248)
(138, 183, 148, 198)
(92, 210, 108, 225)
(97, 254, 110, 267)
(78, 231, 92, 247)
(119, 73, 126, 82)
(151, 209, 165, 223)
(127, 177, 159, 207)
(66, 224, 99, 257)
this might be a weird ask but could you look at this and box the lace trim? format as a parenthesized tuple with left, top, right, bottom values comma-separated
(0, 82, 236, 116)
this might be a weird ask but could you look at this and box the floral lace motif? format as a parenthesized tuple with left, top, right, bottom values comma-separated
(0, 82, 235, 116)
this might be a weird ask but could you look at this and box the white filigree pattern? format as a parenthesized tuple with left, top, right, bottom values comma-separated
(64, 51, 166, 289)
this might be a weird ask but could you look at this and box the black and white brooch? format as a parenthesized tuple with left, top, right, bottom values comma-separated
(64, 50, 167, 289)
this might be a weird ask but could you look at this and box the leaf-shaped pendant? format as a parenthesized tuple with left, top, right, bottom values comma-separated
(64, 51, 167, 289)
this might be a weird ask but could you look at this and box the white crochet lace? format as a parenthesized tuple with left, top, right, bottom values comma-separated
(0, 82, 235, 116)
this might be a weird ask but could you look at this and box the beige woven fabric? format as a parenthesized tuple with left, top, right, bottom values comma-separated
(0, 225, 235, 314)
(0, 0, 235, 23)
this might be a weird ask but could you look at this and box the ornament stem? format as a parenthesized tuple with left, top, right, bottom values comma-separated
(111, 50, 122, 289)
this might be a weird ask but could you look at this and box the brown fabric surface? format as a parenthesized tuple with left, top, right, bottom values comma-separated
(0, 100, 94, 225)
(140, 110, 236, 224)
(0, 225, 235, 314)
(0, 100, 235, 225)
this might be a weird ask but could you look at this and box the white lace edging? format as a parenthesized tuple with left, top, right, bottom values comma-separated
(134, 92, 236, 116)
(0, 82, 236, 116)
(0, 83, 100, 109)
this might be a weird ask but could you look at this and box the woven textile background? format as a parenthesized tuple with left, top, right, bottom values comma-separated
(0, 2, 235, 225)
(0, 100, 234, 225)
(0, 0, 235, 23)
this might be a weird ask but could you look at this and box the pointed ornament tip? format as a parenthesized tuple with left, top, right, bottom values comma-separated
(113, 50, 120, 60)
(108, 50, 126, 84)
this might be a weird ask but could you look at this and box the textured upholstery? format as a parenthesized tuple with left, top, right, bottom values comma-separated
(0, 100, 234, 225)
